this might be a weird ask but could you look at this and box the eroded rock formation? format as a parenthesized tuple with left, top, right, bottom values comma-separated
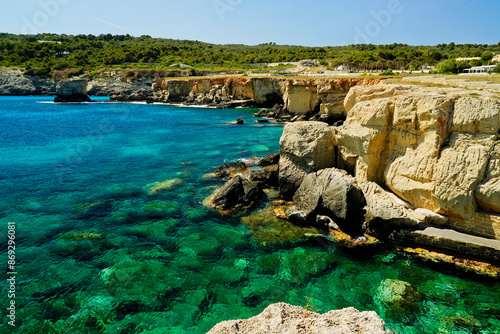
(152, 77, 381, 112)
(337, 84, 500, 222)
(54, 79, 91, 102)
(278, 84, 500, 247)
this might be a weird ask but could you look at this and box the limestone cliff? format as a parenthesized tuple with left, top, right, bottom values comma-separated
(334, 84, 500, 239)
(153, 77, 381, 111)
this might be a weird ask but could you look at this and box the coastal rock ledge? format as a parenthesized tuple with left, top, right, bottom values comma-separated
(206, 303, 391, 334)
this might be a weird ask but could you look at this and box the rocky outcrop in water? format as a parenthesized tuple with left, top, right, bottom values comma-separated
(210, 175, 264, 213)
(54, 79, 91, 102)
(292, 168, 366, 235)
(206, 302, 391, 334)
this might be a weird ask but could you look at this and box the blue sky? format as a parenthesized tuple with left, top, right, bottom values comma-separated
(1, 0, 499, 46)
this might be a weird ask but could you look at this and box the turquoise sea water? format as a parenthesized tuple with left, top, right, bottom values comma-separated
(0, 96, 499, 334)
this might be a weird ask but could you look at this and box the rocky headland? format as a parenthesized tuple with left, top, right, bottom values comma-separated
(206, 82, 500, 279)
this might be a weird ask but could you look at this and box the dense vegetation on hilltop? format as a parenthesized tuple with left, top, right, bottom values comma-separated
(1, 33, 499, 76)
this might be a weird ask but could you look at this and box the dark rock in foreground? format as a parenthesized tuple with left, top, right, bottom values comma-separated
(292, 168, 366, 235)
(54, 79, 91, 102)
(206, 302, 391, 334)
(249, 164, 279, 188)
(258, 152, 280, 167)
(211, 175, 263, 213)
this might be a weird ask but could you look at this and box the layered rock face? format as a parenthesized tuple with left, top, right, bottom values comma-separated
(153, 77, 381, 111)
(337, 85, 500, 223)
(278, 84, 500, 242)
(153, 77, 282, 107)
(0, 69, 55, 95)
(207, 302, 390, 334)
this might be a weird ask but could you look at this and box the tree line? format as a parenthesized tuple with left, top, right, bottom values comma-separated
(1, 33, 499, 75)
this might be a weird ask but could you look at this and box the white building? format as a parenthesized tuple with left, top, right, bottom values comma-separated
(463, 65, 497, 74)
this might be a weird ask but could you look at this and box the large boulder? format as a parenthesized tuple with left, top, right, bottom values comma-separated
(279, 121, 336, 198)
(207, 302, 391, 334)
(292, 168, 366, 235)
(360, 181, 448, 239)
(211, 176, 263, 213)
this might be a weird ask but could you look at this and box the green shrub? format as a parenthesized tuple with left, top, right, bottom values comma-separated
(34, 67, 52, 76)
(491, 64, 500, 74)
(166, 71, 176, 77)
(437, 59, 458, 74)
(125, 70, 135, 77)
(380, 70, 396, 76)
(67, 68, 84, 78)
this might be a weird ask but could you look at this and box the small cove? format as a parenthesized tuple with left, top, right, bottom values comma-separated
(0, 96, 499, 333)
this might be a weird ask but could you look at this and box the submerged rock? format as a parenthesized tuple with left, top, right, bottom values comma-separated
(207, 302, 391, 334)
(145, 178, 182, 195)
(241, 207, 319, 245)
(375, 279, 423, 318)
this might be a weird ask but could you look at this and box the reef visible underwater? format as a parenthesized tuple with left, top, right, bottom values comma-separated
(0, 96, 499, 333)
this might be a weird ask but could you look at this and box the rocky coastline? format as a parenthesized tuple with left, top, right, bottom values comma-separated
(204, 83, 500, 280)
(3, 69, 500, 331)
(5, 68, 497, 272)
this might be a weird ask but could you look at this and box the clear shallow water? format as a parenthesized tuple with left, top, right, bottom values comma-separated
(0, 96, 498, 334)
